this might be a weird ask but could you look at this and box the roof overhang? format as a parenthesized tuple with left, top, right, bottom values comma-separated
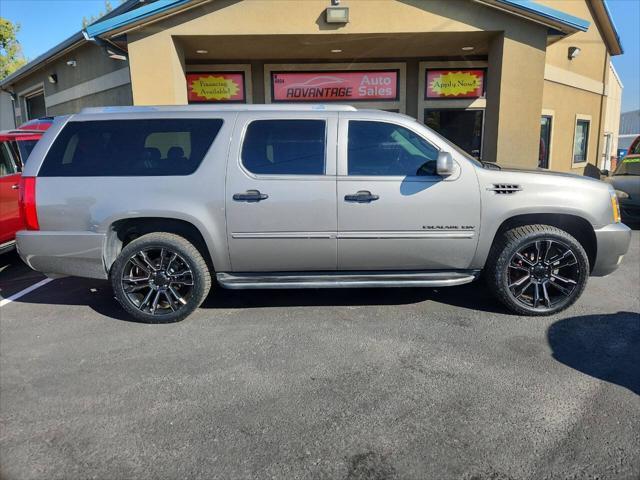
(588, 0, 623, 55)
(473, 0, 590, 34)
(84, 0, 212, 40)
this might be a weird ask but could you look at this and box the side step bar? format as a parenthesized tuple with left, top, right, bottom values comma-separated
(216, 270, 480, 290)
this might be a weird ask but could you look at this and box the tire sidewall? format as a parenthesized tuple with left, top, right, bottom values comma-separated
(110, 235, 210, 323)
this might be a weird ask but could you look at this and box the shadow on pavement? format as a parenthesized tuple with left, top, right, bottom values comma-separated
(547, 312, 640, 395)
(10, 275, 509, 323)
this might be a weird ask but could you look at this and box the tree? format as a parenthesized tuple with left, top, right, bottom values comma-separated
(0, 17, 27, 79)
(82, 0, 127, 28)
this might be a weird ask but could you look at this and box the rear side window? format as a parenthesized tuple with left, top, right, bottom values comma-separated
(241, 120, 326, 175)
(39, 119, 223, 177)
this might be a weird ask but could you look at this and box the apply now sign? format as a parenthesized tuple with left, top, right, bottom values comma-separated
(426, 69, 485, 99)
(271, 71, 399, 102)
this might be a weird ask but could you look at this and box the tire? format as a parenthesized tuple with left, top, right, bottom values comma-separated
(110, 232, 211, 323)
(486, 224, 589, 316)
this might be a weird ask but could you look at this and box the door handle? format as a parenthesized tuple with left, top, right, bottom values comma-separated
(11, 184, 19, 190)
(344, 190, 379, 203)
(233, 189, 269, 202)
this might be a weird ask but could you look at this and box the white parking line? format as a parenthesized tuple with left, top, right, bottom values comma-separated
(0, 278, 54, 307)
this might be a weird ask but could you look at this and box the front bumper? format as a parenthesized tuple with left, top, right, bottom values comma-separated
(591, 223, 632, 276)
(16, 231, 108, 280)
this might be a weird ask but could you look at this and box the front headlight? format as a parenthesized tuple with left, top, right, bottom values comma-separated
(610, 190, 622, 223)
(615, 189, 630, 199)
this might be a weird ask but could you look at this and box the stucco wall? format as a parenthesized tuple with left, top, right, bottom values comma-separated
(9, 42, 132, 124)
(542, 80, 603, 174)
(47, 84, 133, 117)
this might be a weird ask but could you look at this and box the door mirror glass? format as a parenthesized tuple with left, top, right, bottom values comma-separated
(600, 169, 609, 177)
(436, 151, 454, 176)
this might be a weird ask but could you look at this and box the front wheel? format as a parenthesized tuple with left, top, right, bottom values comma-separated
(486, 225, 589, 316)
(111, 232, 211, 323)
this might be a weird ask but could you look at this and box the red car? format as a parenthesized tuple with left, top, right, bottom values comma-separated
(17, 117, 54, 132)
(0, 128, 49, 252)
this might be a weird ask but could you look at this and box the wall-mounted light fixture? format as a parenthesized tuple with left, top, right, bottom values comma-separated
(326, 5, 349, 24)
(568, 46, 581, 60)
(66, 60, 77, 67)
(47, 74, 58, 84)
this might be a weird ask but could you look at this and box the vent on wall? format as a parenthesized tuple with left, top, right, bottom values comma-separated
(487, 184, 522, 194)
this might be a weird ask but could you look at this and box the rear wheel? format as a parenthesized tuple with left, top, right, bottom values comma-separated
(111, 232, 211, 323)
(486, 225, 589, 316)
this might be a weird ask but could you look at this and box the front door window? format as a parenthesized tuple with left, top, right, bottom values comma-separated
(424, 109, 483, 159)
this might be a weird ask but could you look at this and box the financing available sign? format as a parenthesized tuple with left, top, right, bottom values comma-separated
(426, 69, 485, 99)
(271, 70, 399, 102)
(187, 72, 246, 103)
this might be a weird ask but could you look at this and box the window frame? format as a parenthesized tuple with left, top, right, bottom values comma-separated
(572, 114, 591, 167)
(539, 110, 554, 170)
(342, 118, 442, 181)
(238, 117, 331, 179)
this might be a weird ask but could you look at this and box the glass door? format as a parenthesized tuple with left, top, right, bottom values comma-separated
(423, 109, 483, 159)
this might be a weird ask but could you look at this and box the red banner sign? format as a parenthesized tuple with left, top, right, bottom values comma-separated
(271, 71, 398, 102)
(426, 69, 485, 99)
(187, 72, 245, 103)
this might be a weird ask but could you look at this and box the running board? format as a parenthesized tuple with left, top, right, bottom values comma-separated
(216, 270, 479, 290)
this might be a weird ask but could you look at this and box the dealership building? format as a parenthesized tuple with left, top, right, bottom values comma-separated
(0, 0, 623, 172)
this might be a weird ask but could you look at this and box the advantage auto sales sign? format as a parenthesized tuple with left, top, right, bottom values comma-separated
(271, 71, 399, 102)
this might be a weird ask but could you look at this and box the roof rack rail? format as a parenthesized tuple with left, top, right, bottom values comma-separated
(79, 104, 358, 114)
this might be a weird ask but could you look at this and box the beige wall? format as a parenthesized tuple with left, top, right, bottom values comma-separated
(603, 63, 623, 168)
(537, 0, 608, 83)
(542, 80, 602, 174)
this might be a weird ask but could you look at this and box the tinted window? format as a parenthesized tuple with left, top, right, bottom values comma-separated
(39, 119, 223, 177)
(242, 120, 325, 175)
(348, 121, 438, 176)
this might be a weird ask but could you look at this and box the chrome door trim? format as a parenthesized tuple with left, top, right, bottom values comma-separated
(337, 230, 475, 239)
(231, 232, 334, 239)
(231, 231, 475, 239)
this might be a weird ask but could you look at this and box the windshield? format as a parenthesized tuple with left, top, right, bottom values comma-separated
(614, 157, 640, 176)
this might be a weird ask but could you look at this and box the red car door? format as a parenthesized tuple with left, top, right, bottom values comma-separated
(0, 140, 23, 245)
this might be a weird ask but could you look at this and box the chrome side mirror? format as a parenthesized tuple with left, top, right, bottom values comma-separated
(437, 151, 454, 176)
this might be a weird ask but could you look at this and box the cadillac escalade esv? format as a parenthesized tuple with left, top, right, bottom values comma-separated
(16, 105, 631, 322)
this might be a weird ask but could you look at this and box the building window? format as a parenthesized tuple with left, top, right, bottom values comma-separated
(539, 115, 552, 169)
(241, 120, 326, 175)
(24, 91, 46, 120)
(573, 118, 590, 164)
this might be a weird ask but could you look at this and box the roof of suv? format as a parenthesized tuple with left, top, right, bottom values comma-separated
(79, 104, 358, 114)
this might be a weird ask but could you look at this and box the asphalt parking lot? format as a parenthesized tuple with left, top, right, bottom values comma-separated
(1, 232, 639, 480)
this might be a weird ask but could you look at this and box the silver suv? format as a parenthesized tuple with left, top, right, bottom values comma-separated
(16, 105, 631, 322)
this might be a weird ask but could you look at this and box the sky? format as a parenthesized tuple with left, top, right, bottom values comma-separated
(1, 0, 639, 112)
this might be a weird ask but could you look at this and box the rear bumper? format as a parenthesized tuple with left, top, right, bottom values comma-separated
(16, 231, 107, 280)
(591, 223, 632, 276)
